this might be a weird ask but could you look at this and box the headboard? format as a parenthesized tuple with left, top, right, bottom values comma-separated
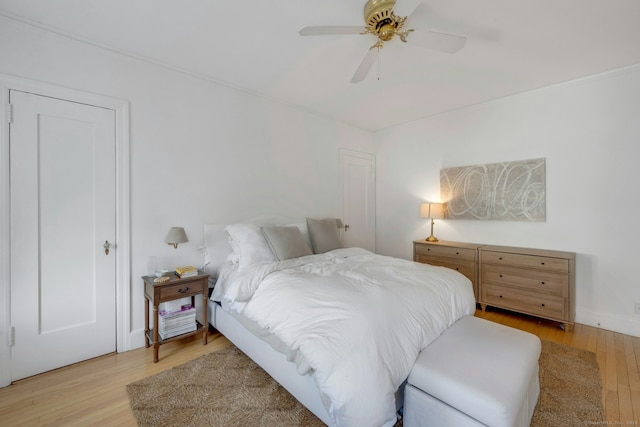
(203, 215, 303, 277)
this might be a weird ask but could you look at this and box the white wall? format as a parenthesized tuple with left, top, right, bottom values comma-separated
(0, 18, 375, 354)
(376, 65, 640, 337)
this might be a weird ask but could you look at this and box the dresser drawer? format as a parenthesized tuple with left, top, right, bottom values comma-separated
(420, 258, 476, 284)
(414, 244, 476, 261)
(481, 251, 568, 273)
(159, 280, 205, 299)
(481, 265, 567, 297)
(482, 284, 565, 320)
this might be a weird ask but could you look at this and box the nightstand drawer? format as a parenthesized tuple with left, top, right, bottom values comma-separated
(481, 251, 568, 273)
(483, 284, 565, 320)
(414, 244, 476, 261)
(482, 265, 567, 297)
(159, 281, 204, 299)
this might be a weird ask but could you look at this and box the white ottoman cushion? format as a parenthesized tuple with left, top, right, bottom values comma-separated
(406, 315, 541, 427)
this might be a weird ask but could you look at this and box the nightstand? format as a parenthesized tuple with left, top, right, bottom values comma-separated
(413, 240, 482, 301)
(143, 272, 209, 362)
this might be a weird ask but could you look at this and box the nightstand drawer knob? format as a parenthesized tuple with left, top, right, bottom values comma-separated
(499, 274, 503, 278)
(499, 295, 503, 298)
(541, 281, 545, 285)
(499, 257, 503, 260)
(541, 303, 545, 307)
(178, 287, 190, 294)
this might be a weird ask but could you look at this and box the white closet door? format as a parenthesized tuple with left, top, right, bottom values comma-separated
(10, 90, 116, 380)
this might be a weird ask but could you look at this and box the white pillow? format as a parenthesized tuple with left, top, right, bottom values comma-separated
(306, 217, 344, 254)
(262, 226, 313, 260)
(225, 223, 277, 271)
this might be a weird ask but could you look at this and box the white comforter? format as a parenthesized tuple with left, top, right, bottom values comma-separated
(215, 248, 475, 427)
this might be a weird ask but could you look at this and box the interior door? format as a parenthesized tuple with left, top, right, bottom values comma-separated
(340, 150, 376, 252)
(9, 90, 116, 380)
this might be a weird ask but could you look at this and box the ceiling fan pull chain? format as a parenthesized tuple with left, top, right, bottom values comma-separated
(377, 43, 381, 81)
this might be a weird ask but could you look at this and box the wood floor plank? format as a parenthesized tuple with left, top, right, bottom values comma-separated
(1, 310, 638, 425)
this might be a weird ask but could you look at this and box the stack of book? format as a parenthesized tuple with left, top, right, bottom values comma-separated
(175, 265, 198, 278)
(158, 304, 196, 340)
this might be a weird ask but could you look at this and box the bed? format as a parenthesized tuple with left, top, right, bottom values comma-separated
(204, 217, 476, 427)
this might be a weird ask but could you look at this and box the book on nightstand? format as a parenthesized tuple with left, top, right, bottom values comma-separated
(158, 304, 196, 340)
(175, 265, 198, 278)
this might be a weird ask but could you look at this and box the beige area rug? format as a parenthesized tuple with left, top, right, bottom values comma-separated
(127, 340, 604, 427)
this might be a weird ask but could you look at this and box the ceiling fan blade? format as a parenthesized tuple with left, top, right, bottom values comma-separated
(299, 26, 366, 36)
(408, 29, 467, 53)
(404, 1, 429, 28)
(351, 47, 378, 83)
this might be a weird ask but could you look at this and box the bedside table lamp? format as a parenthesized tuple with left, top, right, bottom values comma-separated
(420, 203, 444, 242)
(165, 227, 188, 249)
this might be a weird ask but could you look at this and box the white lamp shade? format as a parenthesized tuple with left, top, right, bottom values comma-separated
(165, 227, 188, 246)
(420, 203, 444, 219)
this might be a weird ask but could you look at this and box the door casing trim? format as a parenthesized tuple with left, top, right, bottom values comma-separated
(0, 73, 131, 387)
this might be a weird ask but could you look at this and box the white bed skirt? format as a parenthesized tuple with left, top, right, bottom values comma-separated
(207, 302, 334, 426)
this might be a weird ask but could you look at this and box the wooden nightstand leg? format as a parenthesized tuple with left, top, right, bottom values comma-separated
(144, 296, 150, 348)
(203, 292, 208, 345)
(153, 304, 159, 363)
(561, 322, 574, 332)
(480, 303, 487, 311)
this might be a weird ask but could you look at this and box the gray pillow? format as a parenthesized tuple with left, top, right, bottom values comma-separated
(306, 217, 343, 254)
(261, 226, 313, 260)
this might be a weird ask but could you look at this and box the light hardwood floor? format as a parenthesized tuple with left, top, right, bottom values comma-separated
(0, 309, 638, 426)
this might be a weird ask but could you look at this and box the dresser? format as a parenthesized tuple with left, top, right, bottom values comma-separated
(413, 240, 576, 330)
(479, 245, 575, 331)
(413, 240, 482, 300)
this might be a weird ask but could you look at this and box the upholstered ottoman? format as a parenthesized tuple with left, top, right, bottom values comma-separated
(404, 316, 541, 427)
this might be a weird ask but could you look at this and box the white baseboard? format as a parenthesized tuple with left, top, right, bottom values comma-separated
(576, 307, 640, 338)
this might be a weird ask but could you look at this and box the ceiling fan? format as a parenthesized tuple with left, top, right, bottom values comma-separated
(299, 0, 467, 83)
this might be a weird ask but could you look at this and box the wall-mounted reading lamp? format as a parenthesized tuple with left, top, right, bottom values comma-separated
(164, 227, 188, 249)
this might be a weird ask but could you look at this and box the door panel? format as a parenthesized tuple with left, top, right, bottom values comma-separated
(10, 90, 116, 380)
(340, 150, 375, 252)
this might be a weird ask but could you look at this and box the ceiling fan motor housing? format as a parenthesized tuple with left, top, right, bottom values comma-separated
(364, 0, 405, 41)
(364, 0, 396, 25)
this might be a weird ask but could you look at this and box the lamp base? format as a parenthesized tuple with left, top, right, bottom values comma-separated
(425, 236, 439, 242)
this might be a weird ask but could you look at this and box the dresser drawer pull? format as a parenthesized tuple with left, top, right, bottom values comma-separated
(455, 267, 460, 271)
(456, 252, 459, 255)
(541, 303, 545, 307)
(541, 281, 545, 285)
(178, 287, 190, 294)
(499, 274, 503, 278)
(499, 257, 503, 260)
(541, 262, 545, 265)
(499, 295, 503, 298)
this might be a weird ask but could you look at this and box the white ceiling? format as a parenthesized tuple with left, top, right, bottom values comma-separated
(1, 0, 640, 131)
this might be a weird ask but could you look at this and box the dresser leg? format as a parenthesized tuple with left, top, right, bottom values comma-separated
(480, 303, 487, 311)
(561, 322, 574, 332)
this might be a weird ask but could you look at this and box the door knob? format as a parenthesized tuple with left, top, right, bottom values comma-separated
(104, 240, 112, 255)
(344, 224, 350, 231)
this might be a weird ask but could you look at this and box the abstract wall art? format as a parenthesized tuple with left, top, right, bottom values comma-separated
(440, 158, 546, 221)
